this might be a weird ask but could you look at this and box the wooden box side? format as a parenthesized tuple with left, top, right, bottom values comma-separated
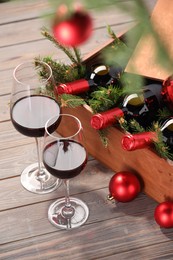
(59, 106, 173, 203)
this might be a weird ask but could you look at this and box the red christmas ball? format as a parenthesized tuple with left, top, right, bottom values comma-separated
(162, 75, 173, 111)
(52, 8, 93, 47)
(154, 201, 173, 228)
(108, 171, 141, 202)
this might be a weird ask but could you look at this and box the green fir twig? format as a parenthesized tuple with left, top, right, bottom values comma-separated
(98, 129, 109, 147)
(41, 27, 81, 66)
(154, 131, 173, 161)
(88, 85, 123, 113)
(60, 94, 87, 108)
(129, 119, 145, 133)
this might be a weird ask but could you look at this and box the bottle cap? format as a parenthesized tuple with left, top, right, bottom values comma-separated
(56, 79, 90, 94)
(122, 132, 156, 151)
(91, 107, 124, 130)
(56, 83, 68, 94)
(91, 114, 104, 130)
(122, 134, 135, 151)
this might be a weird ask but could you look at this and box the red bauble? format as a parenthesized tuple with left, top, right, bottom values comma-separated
(53, 9, 93, 47)
(108, 171, 141, 202)
(154, 201, 173, 228)
(162, 75, 173, 111)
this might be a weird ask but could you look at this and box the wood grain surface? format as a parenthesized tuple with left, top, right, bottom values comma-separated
(2, 1, 173, 260)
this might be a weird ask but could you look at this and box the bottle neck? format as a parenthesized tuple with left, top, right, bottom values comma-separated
(122, 93, 147, 116)
(91, 107, 124, 130)
(122, 88, 160, 127)
(122, 132, 157, 151)
(161, 118, 173, 147)
(90, 65, 111, 86)
(56, 79, 91, 95)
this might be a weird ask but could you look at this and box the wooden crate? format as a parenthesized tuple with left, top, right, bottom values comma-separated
(57, 1, 173, 204)
(59, 105, 173, 204)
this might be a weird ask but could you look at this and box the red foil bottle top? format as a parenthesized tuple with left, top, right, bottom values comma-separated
(122, 132, 157, 151)
(56, 79, 90, 95)
(91, 107, 124, 130)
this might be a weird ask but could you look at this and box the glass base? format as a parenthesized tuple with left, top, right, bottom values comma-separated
(21, 163, 62, 194)
(48, 197, 89, 229)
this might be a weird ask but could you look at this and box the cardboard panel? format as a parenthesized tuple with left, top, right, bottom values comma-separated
(125, 0, 173, 80)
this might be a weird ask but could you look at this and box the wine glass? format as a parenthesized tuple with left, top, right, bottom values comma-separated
(43, 114, 89, 229)
(10, 60, 62, 194)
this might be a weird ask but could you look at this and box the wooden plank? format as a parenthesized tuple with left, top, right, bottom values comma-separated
(0, 192, 157, 244)
(0, 158, 114, 209)
(0, 22, 135, 73)
(2, 194, 171, 260)
(0, 0, 51, 24)
(0, 9, 135, 48)
(102, 241, 173, 260)
(0, 69, 13, 96)
(0, 94, 10, 122)
(0, 0, 156, 25)
(0, 121, 34, 151)
(0, 142, 37, 180)
(0, 188, 113, 244)
(126, 0, 173, 80)
(2, 221, 165, 260)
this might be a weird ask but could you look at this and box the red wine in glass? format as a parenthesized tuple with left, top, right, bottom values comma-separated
(43, 114, 89, 229)
(10, 61, 61, 194)
(43, 140, 87, 179)
(11, 95, 60, 137)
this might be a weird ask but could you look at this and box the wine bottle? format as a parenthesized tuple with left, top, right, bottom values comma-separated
(122, 117, 173, 152)
(55, 64, 123, 95)
(91, 83, 162, 130)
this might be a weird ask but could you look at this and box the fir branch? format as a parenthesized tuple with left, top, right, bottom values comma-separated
(60, 94, 86, 108)
(102, 25, 132, 69)
(118, 117, 130, 132)
(73, 47, 82, 65)
(35, 56, 86, 93)
(107, 25, 126, 47)
(148, 122, 173, 161)
(72, 47, 85, 76)
(98, 129, 109, 147)
(157, 107, 172, 120)
(129, 119, 145, 133)
(118, 117, 145, 133)
(41, 27, 79, 65)
(153, 131, 173, 161)
(88, 85, 123, 112)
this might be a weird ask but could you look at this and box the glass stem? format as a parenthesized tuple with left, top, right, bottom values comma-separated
(64, 179, 71, 207)
(62, 179, 75, 229)
(35, 137, 45, 178)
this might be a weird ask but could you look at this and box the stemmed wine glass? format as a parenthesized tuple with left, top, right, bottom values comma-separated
(10, 60, 62, 194)
(43, 114, 89, 229)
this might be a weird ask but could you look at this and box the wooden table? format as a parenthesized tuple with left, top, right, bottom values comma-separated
(2, 0, 173, 259)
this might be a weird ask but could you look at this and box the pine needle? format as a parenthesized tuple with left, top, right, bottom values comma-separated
(60, 94, 86, 108)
